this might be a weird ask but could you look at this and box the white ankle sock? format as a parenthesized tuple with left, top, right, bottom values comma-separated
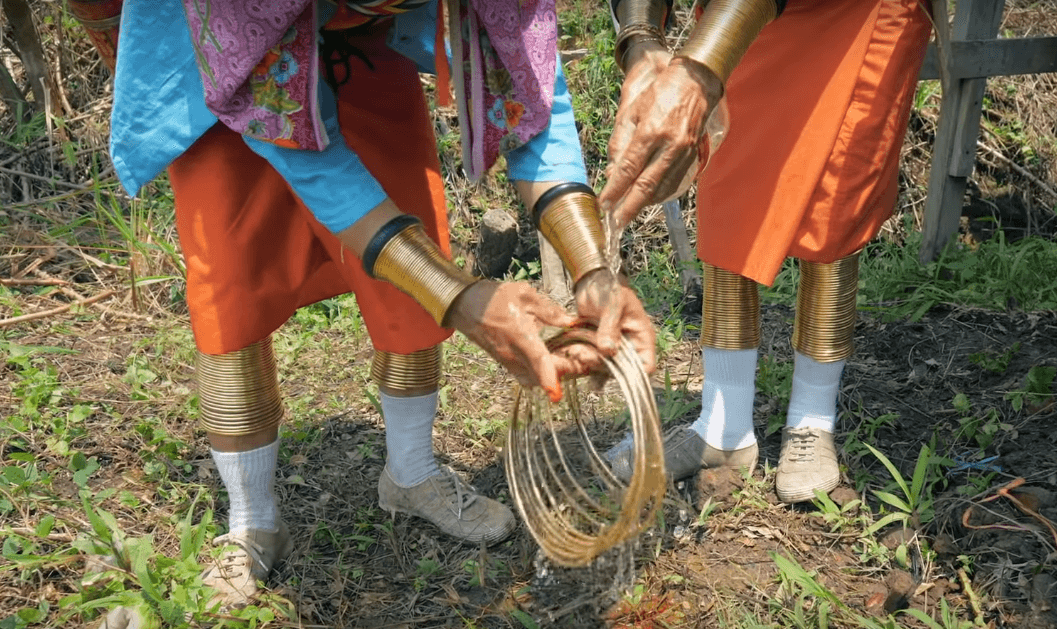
(785, 351, 844, 433)
(689, 347, 758, 451)
(381, 391, 440, 488)
(211, 439, 280, 534)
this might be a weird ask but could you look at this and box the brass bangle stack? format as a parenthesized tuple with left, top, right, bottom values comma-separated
(613, 0, 669, 73)
(675, 0, 778, 84)
(363, 215, 479, 327)
(792, 253, 860, 363)
(701, 263, 761, 350)
(197, 337, 285, 437)
(372, 347, 442, 397)
(533, 183, 608, 286)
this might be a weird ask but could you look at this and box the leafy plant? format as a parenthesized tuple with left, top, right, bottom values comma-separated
(1005, 365, 1056, 412)
(862, 441, 949, 534)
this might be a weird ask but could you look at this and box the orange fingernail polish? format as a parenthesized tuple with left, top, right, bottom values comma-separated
(545, 383, 562, 403)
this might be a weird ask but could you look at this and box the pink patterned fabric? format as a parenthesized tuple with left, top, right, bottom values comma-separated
(451, 0, 557, 178)
(182, 0, 327, 150)
(180, 0, 556, 176)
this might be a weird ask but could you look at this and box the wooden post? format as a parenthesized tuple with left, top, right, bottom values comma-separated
(918, 0, 1005, 263)
(661, 200, 702, 296)
(538, 230, 573, 305)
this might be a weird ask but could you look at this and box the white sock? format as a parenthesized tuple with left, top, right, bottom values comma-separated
(212, 439, 280, 534)
(785, 351, 844, 433)
(689, 347, 758, 451)
(381, 391, 440, 488)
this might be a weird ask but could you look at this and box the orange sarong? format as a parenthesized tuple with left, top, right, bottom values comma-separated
(168, 26, 453, 356)
(697, 0, 932, 286)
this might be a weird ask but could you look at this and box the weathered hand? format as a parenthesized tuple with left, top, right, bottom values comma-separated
(571, 269, 656, 374)
(600, 57, 722, 231)
(446, 280, 577, 401)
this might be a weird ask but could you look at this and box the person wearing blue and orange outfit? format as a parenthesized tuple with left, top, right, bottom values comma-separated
(67, 1, 655, 625)
(602, 0, 932, 503)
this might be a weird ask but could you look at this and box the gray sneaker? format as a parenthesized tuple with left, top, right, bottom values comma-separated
(378, 466, 516, 545)
(776, 427, 839, 503)
(201, 523, 293, 610)
(607, 426, 758, 482)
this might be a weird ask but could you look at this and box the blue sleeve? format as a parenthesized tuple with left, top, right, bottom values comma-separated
(505, 60, 589, 185)
(241, 80, 388, 234)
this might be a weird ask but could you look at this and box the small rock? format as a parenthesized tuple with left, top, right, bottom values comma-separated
(883, 569, 917, 613)
(829, 486, 859, 508)
(1031, 572, 1055, 612)
(880, 527, 914, 550)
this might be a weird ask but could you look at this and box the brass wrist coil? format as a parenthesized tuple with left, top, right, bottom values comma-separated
(370, 219, 479, 327)
(701, 263, 761, 350)
(506, 328, 665, 567)
(614, 0, 670, 72)
(197, 337, 285, 437)
(535, 185, 608, 286)
(792, 253, 859, 363)
(372, 347, 443, 397)
(675, 0, 777, 84)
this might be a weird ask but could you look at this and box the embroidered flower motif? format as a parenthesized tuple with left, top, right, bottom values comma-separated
(253, 77, 302, 115)
(269, 50, 299, 85)
(272, 137, 300, 149)
(254, 48, 281, 78)
(487, 99, 506, 129)
(247, 119, 266, 137)
(486, 68, 513, 95)
(500, 133, 523, 153)
(503, 100, 525, 129)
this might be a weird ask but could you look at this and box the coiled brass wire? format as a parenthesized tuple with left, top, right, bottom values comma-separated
(197, 338, 284, 436)
(372, 347, 442, 397)
(792, 253, 860, 363)
(506, 329, 665, 568)
(537, 192, 608, 285)
(676, 0, 778, 83)
(701, 263, 760, 350)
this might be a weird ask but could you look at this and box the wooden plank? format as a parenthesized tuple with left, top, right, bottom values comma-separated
(661, 200, 700, 295)
(919, 0, 1006, 263)
(538, 230, 573, 305)
(919, 38, 1057, 81)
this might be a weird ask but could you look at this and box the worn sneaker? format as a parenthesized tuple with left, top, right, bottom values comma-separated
(201, 523, 294, 610)
(378, 466, 516, 545)
(607, 426, 759, 483)
(776, 427, 840, 503)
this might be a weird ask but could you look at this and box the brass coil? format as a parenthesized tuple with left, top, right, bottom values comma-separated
(197, 338, 285, 437)
(676, 0, 777, 84)
(616, 0, 668, 30)
(537, 191, 608, 285)
(372, 347, 442, 397)
(700, 263, 760, 350)
(506, 328, 666, 568)
(792, 253, 859, 363)
(373, 222, 479, 327)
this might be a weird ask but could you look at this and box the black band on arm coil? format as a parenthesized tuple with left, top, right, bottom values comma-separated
(532, 182, 595, 228)
(362, 214, 423, 278)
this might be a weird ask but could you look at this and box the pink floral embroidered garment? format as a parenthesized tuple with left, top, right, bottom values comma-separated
(180, 0, 556, 179)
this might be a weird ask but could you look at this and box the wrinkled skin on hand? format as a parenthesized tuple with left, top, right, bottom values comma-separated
(565, 268, 656, 378)
(447, 280, 577, 401)
(600, 52, 722, 231)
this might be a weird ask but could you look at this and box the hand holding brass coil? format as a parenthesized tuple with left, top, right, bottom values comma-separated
(505, 327, 666, 567)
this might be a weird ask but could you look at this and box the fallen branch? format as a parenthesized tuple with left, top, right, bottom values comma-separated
(0, 277, 70, 287)
(0, 289, 118, 327)
(978, 132, 1057, 206)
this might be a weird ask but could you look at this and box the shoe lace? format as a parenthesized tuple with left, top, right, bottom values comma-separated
(784, 430, 819, 463)
(209, 532, 268, 576)
(437, 467, 478, 519)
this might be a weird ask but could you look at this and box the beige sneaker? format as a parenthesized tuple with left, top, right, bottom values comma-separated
(776, 427, 840, 503)
(378, 466, 516, 545)
(201, 523, 293, 610)
(607, 426, 758, 483)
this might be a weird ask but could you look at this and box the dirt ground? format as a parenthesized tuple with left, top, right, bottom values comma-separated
(242, 304, 1057, 629)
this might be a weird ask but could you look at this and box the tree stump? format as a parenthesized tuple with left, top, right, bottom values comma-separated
(475, 209, 519, 279)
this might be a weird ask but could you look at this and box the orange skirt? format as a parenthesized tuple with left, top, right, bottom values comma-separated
(168, 26, 453, 356)
(696, 0, 932, 285)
